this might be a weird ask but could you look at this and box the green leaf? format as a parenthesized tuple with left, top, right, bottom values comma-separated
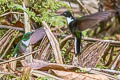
(82, 29, 90, 37)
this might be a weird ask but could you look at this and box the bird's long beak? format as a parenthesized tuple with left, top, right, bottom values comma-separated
(51, 14, 64, 17)
(54, 14, 60, 16)
(55, 13, 64, 16)
(54, 14, 64, 17)
(60, 13, 64, 16)
(50, 15, 61, 18)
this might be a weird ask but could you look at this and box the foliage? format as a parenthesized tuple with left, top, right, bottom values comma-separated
(0, 0, 69, 27)
(0, 74, 16, 80)
(0, 29, 6, 37)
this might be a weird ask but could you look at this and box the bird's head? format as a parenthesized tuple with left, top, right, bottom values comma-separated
(61, 11, 73, 18)
(22, 32, 32, 41)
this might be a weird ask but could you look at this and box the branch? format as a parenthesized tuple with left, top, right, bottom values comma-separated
(0, 25, 24, 31)
(0, 12, 23, 17)
(76, 0, 89, 14)
(42, 21, 63, 64)
(83, 37, 120, 46)
(59, 35, 120, 46)
(0, 49, 41, 65)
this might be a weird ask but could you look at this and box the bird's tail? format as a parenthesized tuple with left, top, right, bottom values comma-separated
(74, 33, 82, 56)
(13, 46, 18, 57)
(13, 43, 19, 57)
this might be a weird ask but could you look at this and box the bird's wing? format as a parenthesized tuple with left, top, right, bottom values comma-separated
(75, 11, 115, 31)
(76, 19, 100, 31)
(30, 27, 46, 44)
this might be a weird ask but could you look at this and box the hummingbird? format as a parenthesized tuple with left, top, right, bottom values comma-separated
(13, 27, 46, 57)
(61, 10, 116, 55)
(13, 32, 32, 57)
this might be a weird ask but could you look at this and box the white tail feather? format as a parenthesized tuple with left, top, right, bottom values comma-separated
(74, 37, 77, 54)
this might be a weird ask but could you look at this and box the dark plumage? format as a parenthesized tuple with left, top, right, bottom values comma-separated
(61, 10, 116, 55)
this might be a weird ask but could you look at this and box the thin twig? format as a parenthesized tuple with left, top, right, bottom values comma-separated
(92, 68, 120, 75)
(0, 25, 24, 31)
(1, 31, 19, 58)
(0, 29, 14, 46)
(0, 12, 23, 17)
(0, 29, 12, 41)
(60, 35, 120, 46)
(0, 72, 14, 75)
(76, 0, 89, 14)
(0, 31, 14, 54)
(0, 49, 41, 65)
(110, 53, 120, 70)
(83, 37, 120, 46)
(105, 46, 114, 66)
(34, 35, 47, 59)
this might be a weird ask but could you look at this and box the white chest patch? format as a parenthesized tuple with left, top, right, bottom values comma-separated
(22, 39, 30, 46)
(66, 17, 74, 24)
